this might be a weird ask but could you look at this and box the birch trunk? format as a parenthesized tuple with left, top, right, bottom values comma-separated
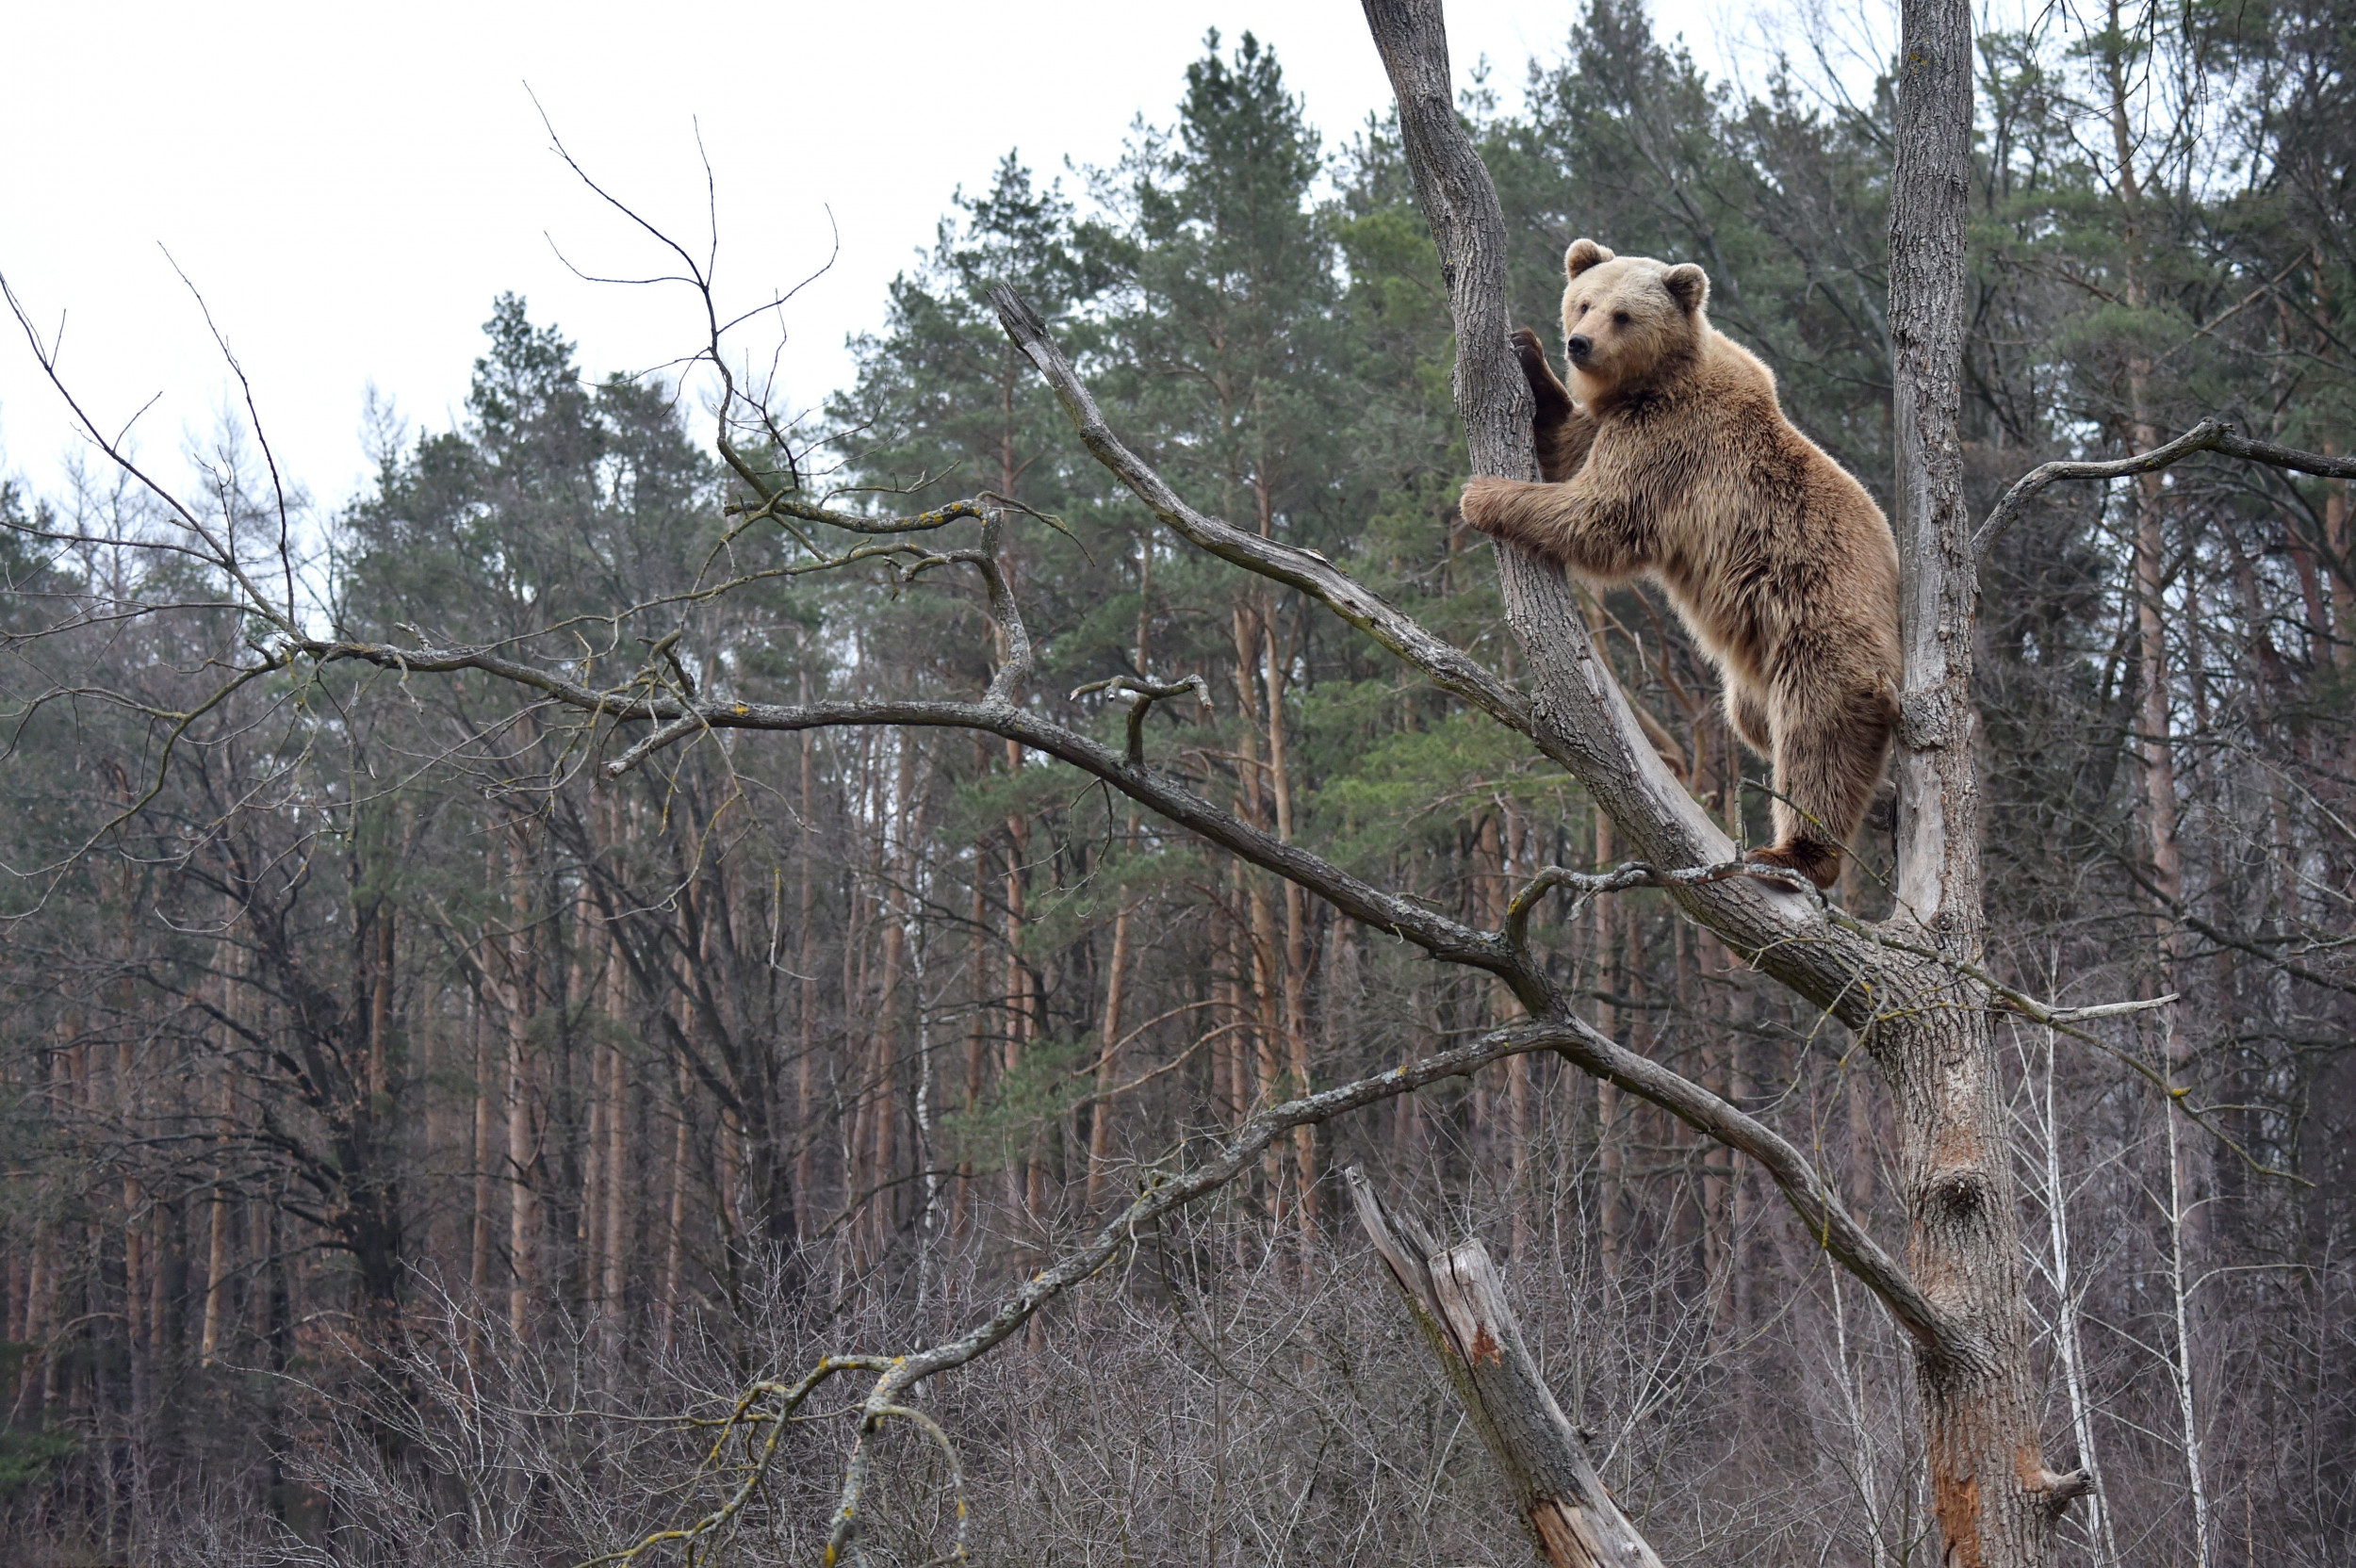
(2037, 1021, 2119, 1568)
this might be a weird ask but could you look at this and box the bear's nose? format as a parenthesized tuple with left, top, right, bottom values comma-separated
(1565, 334, 1593, 361)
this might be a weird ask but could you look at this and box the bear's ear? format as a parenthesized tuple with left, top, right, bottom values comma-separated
(1564, 237, 1615, 277)
(1663, 263, 1710, 314)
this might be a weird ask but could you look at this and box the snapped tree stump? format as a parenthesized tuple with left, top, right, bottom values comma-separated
(1347, 1168, 1663, 1568)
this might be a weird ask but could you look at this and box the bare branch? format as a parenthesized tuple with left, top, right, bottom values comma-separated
(813, 1018, 1621, 1565)
(0, 270, 298, 633)
(988, 286, 1530, 733)
(1505, 858, 1818, 950)
(1544, 1008, 1960, 1361)
(158, 246, 298, 623)
(1070, 672, 1214, 764)
(896, 512, 1032, 705)
(1974, 416, 2356, 558)
(577, 1355, 895, 1568)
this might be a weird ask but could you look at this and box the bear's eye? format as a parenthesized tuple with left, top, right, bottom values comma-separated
(1575, 302, 1588, 316)
(1612, 310, 1632, 326)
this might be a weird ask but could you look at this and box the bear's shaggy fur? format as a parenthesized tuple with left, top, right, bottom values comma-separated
(1459, 238, 1902, 889)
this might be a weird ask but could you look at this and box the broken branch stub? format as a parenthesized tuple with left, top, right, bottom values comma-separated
(1346, 1168, 1663, 1568)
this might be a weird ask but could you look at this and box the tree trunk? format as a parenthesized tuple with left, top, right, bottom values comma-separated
(1002, 750, 1041, 1228)
(957, 839, 990, 1241)
(368, 905, 394, 1105)
(1086, 896, 1135, 1209)
(598, 908, 631, 1359)
(601, 1037, 630, 1356)
(796, 666, 821, 1244)
(467, 990, 493, 1363)
(1348, 1170, 1662, 1568)
(201, 986, 235, 1367)
(1230, 608, 1290, 1216)
(1263, 612, 1317, 1238)
(504, 906, 540, 1342)
(659, 1058, 691, 1355)
(582, 1026, 608, 1324)
(1884, 0, 2079, 1560)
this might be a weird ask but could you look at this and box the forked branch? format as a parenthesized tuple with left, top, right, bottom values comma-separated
(1070, 673, 1215, 763)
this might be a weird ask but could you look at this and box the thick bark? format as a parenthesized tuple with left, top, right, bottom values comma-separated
(1349, 1170, 1662, 1568)
(1886, 0, 2073, 1563)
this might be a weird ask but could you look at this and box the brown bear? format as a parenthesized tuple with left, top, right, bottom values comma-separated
(1458, 238, 1901, 889)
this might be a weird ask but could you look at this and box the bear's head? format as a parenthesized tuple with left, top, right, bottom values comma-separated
(1558, 238, 1710, 402)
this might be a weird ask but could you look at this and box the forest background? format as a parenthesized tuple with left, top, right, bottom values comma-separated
(1, 1, 2351, 1564)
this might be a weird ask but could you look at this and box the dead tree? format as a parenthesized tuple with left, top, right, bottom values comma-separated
(1348, 1168, 1661, 1568)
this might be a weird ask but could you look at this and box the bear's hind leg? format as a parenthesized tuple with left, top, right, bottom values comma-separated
(1749, 679, 1894, 890)
(1724, 680, 1773, 757)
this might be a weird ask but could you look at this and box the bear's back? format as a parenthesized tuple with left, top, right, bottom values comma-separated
(1621, 324, 1898, 685)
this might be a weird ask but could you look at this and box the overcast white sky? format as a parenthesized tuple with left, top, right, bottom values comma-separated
(1, 1, 1785, 514)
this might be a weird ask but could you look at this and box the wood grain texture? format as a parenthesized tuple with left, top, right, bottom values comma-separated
(1349, 1170, 1663, 1568)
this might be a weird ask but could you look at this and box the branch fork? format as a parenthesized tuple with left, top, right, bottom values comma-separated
(1070, 672, 1215, 762)
(1504, 858, 1820, 950)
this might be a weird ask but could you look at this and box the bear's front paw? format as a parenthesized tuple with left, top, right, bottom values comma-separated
(1457, 475, 1519, 535)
